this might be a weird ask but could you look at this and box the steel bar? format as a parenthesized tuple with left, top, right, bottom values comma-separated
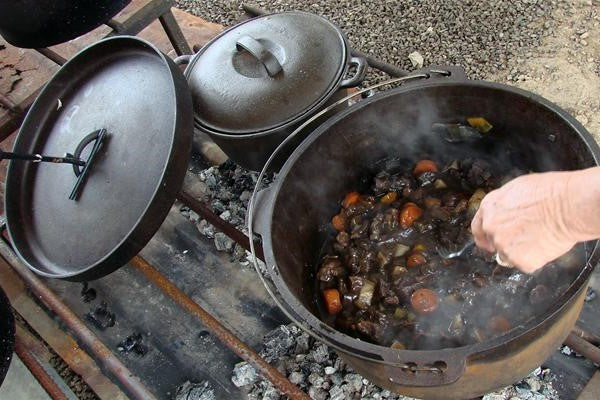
(0, 239, 157, 400)
(35, 48, 67, 66)
(15, 324, 79, 400)
(0, 256, 129, 400)
(572, 325, 600, 345)
(241, 3, 409, 77)
(564, 332, 600, 365)
(159, 9, 192, 56)
(130, 256, 310, 400)
(178, 190, 265, 261)
(15, 334, 69, 400)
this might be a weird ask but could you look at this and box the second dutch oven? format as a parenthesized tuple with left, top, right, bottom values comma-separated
(176, 11, 367, 171)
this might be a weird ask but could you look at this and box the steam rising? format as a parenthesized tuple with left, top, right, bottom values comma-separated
(268, 83, 591, 350)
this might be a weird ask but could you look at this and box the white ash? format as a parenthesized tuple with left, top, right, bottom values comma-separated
(231, 324, 560, 400)
(174, 380, 216, 400)
(232, 361, 260, 387)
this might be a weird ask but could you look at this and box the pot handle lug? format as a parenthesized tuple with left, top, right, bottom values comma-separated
(381, 352, 466, 387)
(174, 54, 192, 65)
(340, 56, 368, 88)
(236, 35, 282, 77)
(248, 186, 275, 237)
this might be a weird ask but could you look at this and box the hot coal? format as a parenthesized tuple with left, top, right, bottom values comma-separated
(232, 323, 559, 399)
(80, 282, 96, 303)
(174, 380, 216, 400)
(85, 301, 115, 331)
(117, 333, 148, 356)
(180, 160, 273, 266)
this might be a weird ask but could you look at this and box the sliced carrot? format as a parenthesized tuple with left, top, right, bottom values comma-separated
(411, 288, 439, 314)
(331, 214, 346, 231)
(342, 191, 361, 208)
(413, 160, 438, 176)
(323, 288, 342, 314)
(399, 202, 423, 229)
(406, 253, 427, 268)
(380, 192, 398, 204)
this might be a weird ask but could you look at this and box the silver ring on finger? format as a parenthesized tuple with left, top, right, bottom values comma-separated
(494, 252, 512, 268)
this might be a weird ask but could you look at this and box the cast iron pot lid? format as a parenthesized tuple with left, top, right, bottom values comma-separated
(186, 11, 348, 134)
(4, 36, 193, 281)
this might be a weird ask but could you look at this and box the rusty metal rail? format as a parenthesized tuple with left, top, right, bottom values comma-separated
(564, 331, 600, 365)
(178, 190, 265, 261)
(15, 333, 69, 400)
(0, 239, 158, 400)
(130, 256, 310, 400)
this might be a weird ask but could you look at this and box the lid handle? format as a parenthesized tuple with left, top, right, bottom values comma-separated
(235, 35, 282, 77)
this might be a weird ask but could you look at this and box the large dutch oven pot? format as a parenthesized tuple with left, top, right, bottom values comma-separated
(251, 69, 600, 399)
(0, 0, 131, 48)
(176, 11, 367, 171)
(5, 36, 193, 281)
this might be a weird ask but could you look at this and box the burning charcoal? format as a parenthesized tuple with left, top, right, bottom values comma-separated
(324, 366, 337, 375)
(307, 372, 325, 387)
(80, 282, 96, 303)
(585, 287, 596, 302)
(260, 325, 296, 362)
(213, 232, 234, 252)
(117, 333, 148, 356)
(288, 371, 305, 385)
(231, 362, 259, 387)
(524, 377, 542, 392)
(261, 383, 281, 400)
(329, 385, 345, 400)
(196, 219, 216, 238)
(560, 345, 574, 356)
(175, 381, 216, 400)
(295, 332, 312, 354)
(308, 386, 328, 400)
(309, 344, 329, 364)
(85, 301, 115, 330)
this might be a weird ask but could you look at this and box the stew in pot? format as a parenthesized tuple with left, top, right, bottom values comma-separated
(316, 156, 584, 350)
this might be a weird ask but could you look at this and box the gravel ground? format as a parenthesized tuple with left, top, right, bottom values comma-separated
(175, 0, 559, 82)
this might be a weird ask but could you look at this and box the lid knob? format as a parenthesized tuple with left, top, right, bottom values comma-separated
(235, 35, 282, 77)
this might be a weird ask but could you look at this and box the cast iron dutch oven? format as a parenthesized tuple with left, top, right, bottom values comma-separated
(0, 0, 131, 48)
(251, 69, 600, 399)
(176, 11, 367, 171)
(4, 36, 193, 281)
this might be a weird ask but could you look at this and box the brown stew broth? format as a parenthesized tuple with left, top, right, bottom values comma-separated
(315, 158, 583, 350)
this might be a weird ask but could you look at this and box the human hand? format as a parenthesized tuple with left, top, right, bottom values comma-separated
(471, 171, 579, 273)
